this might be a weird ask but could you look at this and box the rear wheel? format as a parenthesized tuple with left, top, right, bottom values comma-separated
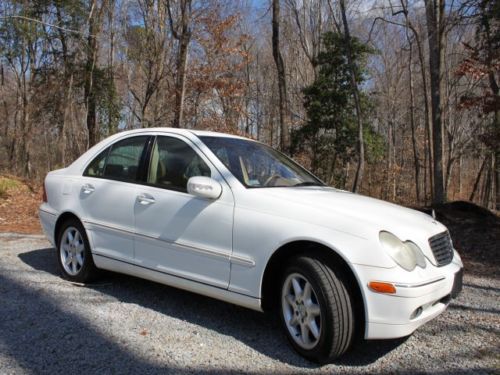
(280, 255, 355, 363)
(57, 219, 98, 283)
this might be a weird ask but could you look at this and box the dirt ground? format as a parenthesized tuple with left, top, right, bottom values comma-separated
(0, 176, 42, 234)
(1, 234, 498, 374)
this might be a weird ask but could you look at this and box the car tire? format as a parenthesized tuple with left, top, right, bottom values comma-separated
(279, 255, 355, 363)
(56, 218, 99, 283)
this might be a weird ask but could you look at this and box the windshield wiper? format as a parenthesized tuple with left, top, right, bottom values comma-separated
(292, 181, 323, 187)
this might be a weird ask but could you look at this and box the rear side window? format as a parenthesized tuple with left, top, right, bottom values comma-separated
(83, 136, 149, 182)
(84, 148, 109, 177)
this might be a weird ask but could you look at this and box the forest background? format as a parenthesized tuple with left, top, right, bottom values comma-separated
(0, 0, 498, 210)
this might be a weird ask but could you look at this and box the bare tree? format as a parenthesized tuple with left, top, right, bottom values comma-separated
(0, 0, 496, 213)
(399, 0, 434, 203)
(407, 34, 421, 202)
(285, 0, 329, 74)
(424, 0, 446, 204)
(272, 0, 290, 152)
(126, 0, 172, 127)
(167, 0, 193, 128)
(339, 0, 364, 193)
(85, 0, 106, 147)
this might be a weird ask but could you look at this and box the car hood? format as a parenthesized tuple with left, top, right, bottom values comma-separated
(252, 186, 447, 260)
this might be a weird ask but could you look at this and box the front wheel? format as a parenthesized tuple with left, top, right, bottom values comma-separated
(280, 256, 355, 363)
(57, 219, 98, 283)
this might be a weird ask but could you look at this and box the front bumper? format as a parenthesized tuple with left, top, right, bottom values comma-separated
(354, 251, 463, 339)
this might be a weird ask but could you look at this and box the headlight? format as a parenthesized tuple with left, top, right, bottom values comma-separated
(405, 241, 426, 268)
(379, 231, 426, 271)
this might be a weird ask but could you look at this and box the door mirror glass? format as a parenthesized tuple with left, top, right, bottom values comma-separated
(187, 176, 222, 200)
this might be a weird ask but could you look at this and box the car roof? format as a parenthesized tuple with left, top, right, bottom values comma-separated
(116, 127, 251, 141)
(66, 127, 256, 175)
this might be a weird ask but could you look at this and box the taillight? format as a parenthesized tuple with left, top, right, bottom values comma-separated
(42, 182, 47, 203)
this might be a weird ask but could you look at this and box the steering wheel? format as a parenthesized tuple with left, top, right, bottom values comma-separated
(264, 174, 282, 187)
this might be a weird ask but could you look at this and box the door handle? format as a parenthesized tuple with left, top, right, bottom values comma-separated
(137, 194, 155, 205)
(82, 183, 95, 194)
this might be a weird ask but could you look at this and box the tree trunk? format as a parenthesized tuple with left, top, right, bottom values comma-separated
(168, 0, 192, 129)
(479, 0, 500, 209)
(21, 77, 31, 177)
(458, 155, 462, 198)
(85, 0, 100, 147)
(385, 121, 393, 201)
(482, 161, 492, 208)
(400, 0, 434, 203)
(415, 34, 434, 203)
(492, 83, 500, 211)
(470, 156, 488, 202)
(173, 34, 189, 128)
(272, 0, 290, 152)
(339, 0, 364, 193)
(424, 0, 446, 204)
(108, 0, 116, 135)
(407, 38, 421, 203)
(495, 146, 499, 210)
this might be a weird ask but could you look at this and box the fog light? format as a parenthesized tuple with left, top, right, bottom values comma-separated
(410, 307, 423, 319)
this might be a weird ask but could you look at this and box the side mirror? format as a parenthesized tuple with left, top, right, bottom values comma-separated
(187, 176, 222, 200)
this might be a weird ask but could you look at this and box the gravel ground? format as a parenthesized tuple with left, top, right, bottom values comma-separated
(0, 233, 498, 374)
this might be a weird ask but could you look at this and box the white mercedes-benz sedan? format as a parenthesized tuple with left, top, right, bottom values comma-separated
(39, 128, 463, 363)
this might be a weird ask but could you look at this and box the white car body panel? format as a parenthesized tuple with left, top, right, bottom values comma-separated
(133, 181, 234, 289)
(79, 178, 137, 262)
(39, 128, 463, 340)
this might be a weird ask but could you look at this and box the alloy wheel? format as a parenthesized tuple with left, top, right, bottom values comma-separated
(281, 272, 322, 350)
(60, 226, 85, 276)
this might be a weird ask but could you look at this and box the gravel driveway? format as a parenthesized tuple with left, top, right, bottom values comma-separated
(0, 233, 498, 374)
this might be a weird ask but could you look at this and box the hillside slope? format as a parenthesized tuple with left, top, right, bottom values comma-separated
(0, 176, 42, 234)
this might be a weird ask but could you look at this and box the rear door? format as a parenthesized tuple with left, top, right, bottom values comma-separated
(78, 135, 151, 262)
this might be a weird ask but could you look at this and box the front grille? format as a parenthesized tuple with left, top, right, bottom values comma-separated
(428, 231, 454, 266)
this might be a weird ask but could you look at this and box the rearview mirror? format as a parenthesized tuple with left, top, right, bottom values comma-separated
(187, 176, 222, 200)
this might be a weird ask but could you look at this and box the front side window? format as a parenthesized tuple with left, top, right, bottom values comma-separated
(84, 136, 149, 182)
(200, 136, 323, 188)
(147, 136, 211, 192)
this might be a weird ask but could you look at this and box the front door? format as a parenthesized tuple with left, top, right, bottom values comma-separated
(133, 135, 234, 289)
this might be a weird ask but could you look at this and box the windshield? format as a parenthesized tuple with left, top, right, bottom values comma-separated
(200, 136, 324, 188)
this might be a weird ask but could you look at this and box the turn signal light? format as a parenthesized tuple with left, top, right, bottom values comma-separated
(368, 281, 396, 294)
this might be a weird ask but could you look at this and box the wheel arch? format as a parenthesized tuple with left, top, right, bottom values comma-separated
(260, 240, 366, 338)
(54, 211, 85, 245)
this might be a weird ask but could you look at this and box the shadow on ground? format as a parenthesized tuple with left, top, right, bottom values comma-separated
(13, 247, 408, 372)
